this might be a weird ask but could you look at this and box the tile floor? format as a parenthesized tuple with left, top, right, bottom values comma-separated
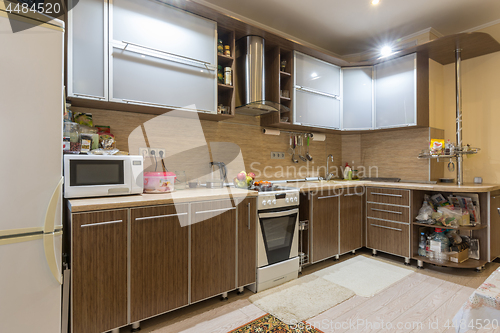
(122, 249, 500, 333)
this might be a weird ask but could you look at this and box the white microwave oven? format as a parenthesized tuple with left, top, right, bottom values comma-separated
(63, 155, 144, 198)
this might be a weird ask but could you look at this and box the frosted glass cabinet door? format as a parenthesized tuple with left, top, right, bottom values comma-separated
(68, 0, 106, 100)
(295, 52, 340, 95)
(375, 53, 416, 128)
(112, 0, 216, 65)
(111, 47, 216, 113)
(295, 90, 340, 129)
(342, 67, 373, 130)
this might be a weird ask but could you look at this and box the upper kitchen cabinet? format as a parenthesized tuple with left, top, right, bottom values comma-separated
(67, 0, 107, 101)
(374, 53, 417, 129)
(293, 52, 341, 129)
(342, 67, 373, 130)
(109, 0, 217, 113)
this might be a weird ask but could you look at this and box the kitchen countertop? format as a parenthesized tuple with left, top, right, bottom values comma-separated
(68, 187, 258, 213)
(286, 181, 500, 193)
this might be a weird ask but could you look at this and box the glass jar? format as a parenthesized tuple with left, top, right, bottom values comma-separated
(63, 122, 80, 154)
(218, 65, 224, 84)
(224, 67, 232, 85)
(174, 171, 187, 190)
(224, 45, 230, 57)
(217, 39, 223, 54)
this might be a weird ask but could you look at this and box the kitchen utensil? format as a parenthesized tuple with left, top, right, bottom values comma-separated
(290, 135, 298, 163)
(298, 135, 307, 162)
(305, 135, 313, 161)
(448, 160, 455, 172)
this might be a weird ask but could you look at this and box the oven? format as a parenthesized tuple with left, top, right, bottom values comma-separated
(257, 207, 299, 267)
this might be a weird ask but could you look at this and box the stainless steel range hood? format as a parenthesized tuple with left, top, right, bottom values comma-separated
(235, 36, 290, 116)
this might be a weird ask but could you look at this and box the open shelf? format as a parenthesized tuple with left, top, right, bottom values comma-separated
(412, 256, 487, 269)
(413, 222, 487, 231)
(217, 83, 234, 91)
(217, 25, 235, 116)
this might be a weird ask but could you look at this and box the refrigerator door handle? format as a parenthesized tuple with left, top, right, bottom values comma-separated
(43, 177, 64, 284)
(43, 231, 63, 284)
(43, 177, 63, 234)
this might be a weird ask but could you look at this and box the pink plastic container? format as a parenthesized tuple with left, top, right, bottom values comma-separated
(143, 172, 176, 193)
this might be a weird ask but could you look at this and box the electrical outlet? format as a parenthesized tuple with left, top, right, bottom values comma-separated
(271, 151, 285, 159)
(139, 148, 166, 158)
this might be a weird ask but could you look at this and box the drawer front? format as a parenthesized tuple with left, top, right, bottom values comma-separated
(367, 203, 410, 223)
(367, 219, 410, 257)
(366, 187, 410, 206)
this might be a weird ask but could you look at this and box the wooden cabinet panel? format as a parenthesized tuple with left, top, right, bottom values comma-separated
(490, 193, 500, 260)
(367, 202, 410, 223)
(340, 192, 363, 254)
(191, 200, 236, 302)
(130, 204, 189, 322)
(367, 219, 410, 257)
(237, 198, 256, 287)
(366, 187, 410, 206)
(311, 192, 339, 262)
(72, 209, 128, 333)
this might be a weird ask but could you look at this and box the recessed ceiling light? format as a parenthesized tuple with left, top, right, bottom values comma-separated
(380, 46, 393, 56)
(372, 0, 380, 4)
(311, 72, 318, 78)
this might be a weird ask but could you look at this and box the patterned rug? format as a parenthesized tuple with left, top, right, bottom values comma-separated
(230, 314, 323, 333)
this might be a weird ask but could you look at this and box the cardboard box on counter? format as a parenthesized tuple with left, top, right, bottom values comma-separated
(448, 249, 469, 263)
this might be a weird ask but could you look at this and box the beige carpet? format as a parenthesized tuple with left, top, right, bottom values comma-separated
(249, 275, 355, 325)
(313, 255, 414, 297)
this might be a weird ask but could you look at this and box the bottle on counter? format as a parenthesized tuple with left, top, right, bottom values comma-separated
(343, 163, 352, 180)
(224, 67, 232, 85)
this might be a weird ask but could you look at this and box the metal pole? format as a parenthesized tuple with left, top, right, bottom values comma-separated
(455, 49, 464, 185)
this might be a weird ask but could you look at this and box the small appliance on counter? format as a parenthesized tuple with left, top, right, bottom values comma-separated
(63, 155, 144, 198)
(143, 172, 176, 193)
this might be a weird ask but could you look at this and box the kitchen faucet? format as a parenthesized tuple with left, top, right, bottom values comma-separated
(326, 154, 334, 180)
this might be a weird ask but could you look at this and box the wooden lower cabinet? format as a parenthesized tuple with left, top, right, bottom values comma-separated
(367, 219, 410, 257)
(237, 198, 257, 287)
(72, 209, 128, 333)
(191, 200, 236, 302)
(311, 191, 339, 262)
(130, 204, 189, 322)
(339, 190, 363, 254)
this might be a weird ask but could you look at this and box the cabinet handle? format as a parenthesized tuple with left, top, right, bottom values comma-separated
(371, 192, 403, 198)
(122, 40, 216, 70)
(497, 208, 500, 216)
(318, 194, 340, 199)
(296, 122, 339, 130)
(343, 193, 358, 197)
(247, 202, 251, 230)
(135, 212, 188, 221)
(81, 220, 123, 228)
(195, 207, 236, 215)
(73, 93, 105, 100)
(295, 85, 341, 100)
(370, 223, 402, 232)
(371, 208, 403, 215)
(122, 99, 214, 114)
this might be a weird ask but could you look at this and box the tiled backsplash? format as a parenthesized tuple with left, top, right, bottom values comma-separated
(72, 106, 442, 182)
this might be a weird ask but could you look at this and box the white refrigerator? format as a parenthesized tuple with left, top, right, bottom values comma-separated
(0, 6, 64, 333)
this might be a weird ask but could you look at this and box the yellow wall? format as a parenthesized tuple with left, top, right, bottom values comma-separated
(436, 23, 500, 183)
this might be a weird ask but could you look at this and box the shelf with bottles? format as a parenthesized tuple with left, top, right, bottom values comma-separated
(216, 25, 235, 116)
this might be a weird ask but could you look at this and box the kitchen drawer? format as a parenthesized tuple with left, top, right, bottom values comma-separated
(367, 202, 410, 223)
(367, 219, 410, 257)
(366, 187, 410, 206)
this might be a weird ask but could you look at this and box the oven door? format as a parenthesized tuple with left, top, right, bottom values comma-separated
(257, 208, 299, 267)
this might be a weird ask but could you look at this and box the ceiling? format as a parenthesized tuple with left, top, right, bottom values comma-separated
(199, 0, 500, 55)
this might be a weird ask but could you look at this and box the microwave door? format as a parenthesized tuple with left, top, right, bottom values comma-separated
(65, 158, 129, 198)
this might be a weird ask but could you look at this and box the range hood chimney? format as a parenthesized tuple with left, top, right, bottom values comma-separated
(235, 36, 290, 116)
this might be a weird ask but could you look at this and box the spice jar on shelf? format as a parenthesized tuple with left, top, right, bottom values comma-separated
(217, 39, 223, 54)
(224, 45, 230, 57)
(224, 67, 232, 86)
(218, 65, 224, 84)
